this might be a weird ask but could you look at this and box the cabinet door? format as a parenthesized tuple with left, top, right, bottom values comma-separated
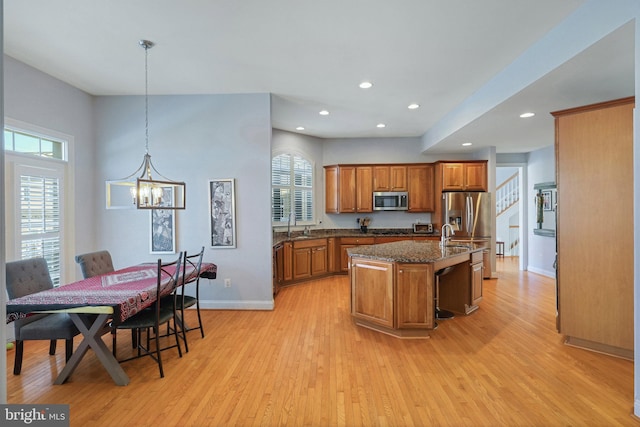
(465, 163, 488, 191)
(471, 261, 483, 306)
(441, 163, 465, 191)
(324, 166, 339, 213)
(293, 247, 311, 280)
(339, 166, 357, 213)
(396, 264, 434, 329)
(311, 246, 327, 276)
(327, 238, 336, 273)
(340, 244, 355, 272)
(283, 242, 293, 282)
(373, 166, 391, 191)
(351, 259, 394, 328)
(390, 166, 407, 191)
(407, 165, 434, 212)
(356, 166, 373, 212)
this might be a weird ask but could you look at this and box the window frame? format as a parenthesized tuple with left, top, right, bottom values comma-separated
(271, 151, 315, 227)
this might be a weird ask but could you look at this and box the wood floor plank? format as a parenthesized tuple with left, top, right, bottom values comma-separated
(6, 257, 638, 426)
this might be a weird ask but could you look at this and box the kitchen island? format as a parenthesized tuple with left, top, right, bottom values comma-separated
(348, 240, 484, 338)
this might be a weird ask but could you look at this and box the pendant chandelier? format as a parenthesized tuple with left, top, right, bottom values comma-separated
(106, 40, 186, 210)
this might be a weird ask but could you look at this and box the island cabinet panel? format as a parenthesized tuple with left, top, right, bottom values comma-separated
(351, 259, 394, 328)
(407, 164, 435, 212)
(396, 264, 435, 329)
(470, 252, 483, 306)
(553, 97, 634, 359)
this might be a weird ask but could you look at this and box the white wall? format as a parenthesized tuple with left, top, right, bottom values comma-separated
(94, 94, 273, 309)
(527, 145, 556, 277)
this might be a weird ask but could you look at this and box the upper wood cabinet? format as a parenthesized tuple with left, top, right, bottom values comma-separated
(373, 166, 407, 191)
(441, 161, 487, 191)
(407, 164, 434, 212)
(324, 165, 373, 213)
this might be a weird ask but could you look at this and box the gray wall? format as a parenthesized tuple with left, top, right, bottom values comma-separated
(94, 94, 273, 309)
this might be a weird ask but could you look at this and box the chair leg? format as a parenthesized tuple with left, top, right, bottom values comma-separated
(49, 339, 57, 355)
(64, 339, 74, 362)
(13, 340, 24, 375)
(112, 328, 118, 357)
(196, 304, 205, 338)
(178, 311, 189, 353)
(153, 326, 164, 378)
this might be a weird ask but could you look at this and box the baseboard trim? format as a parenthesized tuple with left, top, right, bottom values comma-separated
(564, 335, 634, 361)
(527, 266, 555, 278)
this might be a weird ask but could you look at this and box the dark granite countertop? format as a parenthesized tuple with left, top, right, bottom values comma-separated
(273, 228, 440, 246)
(346, 240, 482, 263)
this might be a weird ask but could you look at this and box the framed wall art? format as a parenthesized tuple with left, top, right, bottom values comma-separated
(150, 187, 176, 254)
(209, 178, 236, 248)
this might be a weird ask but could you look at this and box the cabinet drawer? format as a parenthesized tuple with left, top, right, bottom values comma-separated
(471, 250, 483, 264)
(340, 237, 375, 245)
(293, 238, 327, 249)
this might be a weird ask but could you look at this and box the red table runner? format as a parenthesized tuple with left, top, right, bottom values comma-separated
(6, 262, 217, 324)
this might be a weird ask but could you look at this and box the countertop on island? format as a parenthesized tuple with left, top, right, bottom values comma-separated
(347, 240, 483, 263)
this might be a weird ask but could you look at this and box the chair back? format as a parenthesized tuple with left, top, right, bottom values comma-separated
(75, 250, 114, 279)
(182, 246, 205, 286)
(158, 252, 184, 299)
(6, 258, 54, 299)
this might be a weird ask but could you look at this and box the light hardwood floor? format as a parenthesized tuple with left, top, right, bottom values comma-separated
(7, 257, 638, 426)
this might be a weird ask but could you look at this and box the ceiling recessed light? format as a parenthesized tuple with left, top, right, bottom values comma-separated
(376, 123, 386, 128)
(462, 142, 472, 146)
(408, 103, 420, 110)
(520, 112, 535, 118)
(319, 110, 329, 116)
(296, 126, 305, 131)
(359, 81, 373, 89)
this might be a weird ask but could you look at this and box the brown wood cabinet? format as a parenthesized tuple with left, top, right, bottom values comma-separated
(396, 264, 435, 329)
(373, 165, 407, 191)
(283, 241, 293, 282)
(339, 237, 375, 271)
(470, 252, 483, 307)
(440, 161, 487, 192)
(324, 165, 373, 213)
(407, 164, 435, 212)
(292, 238, 328, 281)
(553, 97, 634, 359)
(350, 259, 394, 328)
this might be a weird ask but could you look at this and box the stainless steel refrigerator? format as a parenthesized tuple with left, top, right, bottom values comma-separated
(442, 192, 492, 239)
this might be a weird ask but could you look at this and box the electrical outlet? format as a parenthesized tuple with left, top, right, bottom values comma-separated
(224, 278, 231, 287)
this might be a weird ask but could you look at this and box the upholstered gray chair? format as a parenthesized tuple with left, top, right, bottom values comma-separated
(74, 250, 115, 279)
(6, 258, 80, 375)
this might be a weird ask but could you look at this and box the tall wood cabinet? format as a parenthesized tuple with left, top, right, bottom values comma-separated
(324, 165, 373, 213)
(553, 97, 634, 359)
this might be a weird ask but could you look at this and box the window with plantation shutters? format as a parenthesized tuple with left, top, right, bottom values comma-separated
(5, 121, 68, 287)
(17, 167, 64, 286)
(272, 153, 314, 224)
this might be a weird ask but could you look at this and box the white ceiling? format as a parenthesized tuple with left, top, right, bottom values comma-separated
(3, 0, 634, 154)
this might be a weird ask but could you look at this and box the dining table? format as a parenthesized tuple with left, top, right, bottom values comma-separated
(5, 260, 217, 386)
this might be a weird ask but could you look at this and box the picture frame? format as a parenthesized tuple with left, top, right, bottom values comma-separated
(542, 189, 553, 211)
(209, 179, 237, 248)
(150, 187, 176, 254)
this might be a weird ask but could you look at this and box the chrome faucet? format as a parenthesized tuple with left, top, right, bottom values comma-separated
(287, 212, 296, 238)
(441, 223, 455, 247)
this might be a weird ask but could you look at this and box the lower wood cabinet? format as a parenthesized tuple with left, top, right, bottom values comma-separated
(293, 239, 328, 281)
(339, 237, 375, 271)
(396, 264, 434, 329)
(350, 259, 394, 328)
(471, 252, 483, 307)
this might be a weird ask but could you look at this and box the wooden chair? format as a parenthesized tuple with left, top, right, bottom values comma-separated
(112, 253, 183, 378)
(6, 258, 80, 375)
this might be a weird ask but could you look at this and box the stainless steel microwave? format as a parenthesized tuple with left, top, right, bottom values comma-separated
(373, 192, 408, 211)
